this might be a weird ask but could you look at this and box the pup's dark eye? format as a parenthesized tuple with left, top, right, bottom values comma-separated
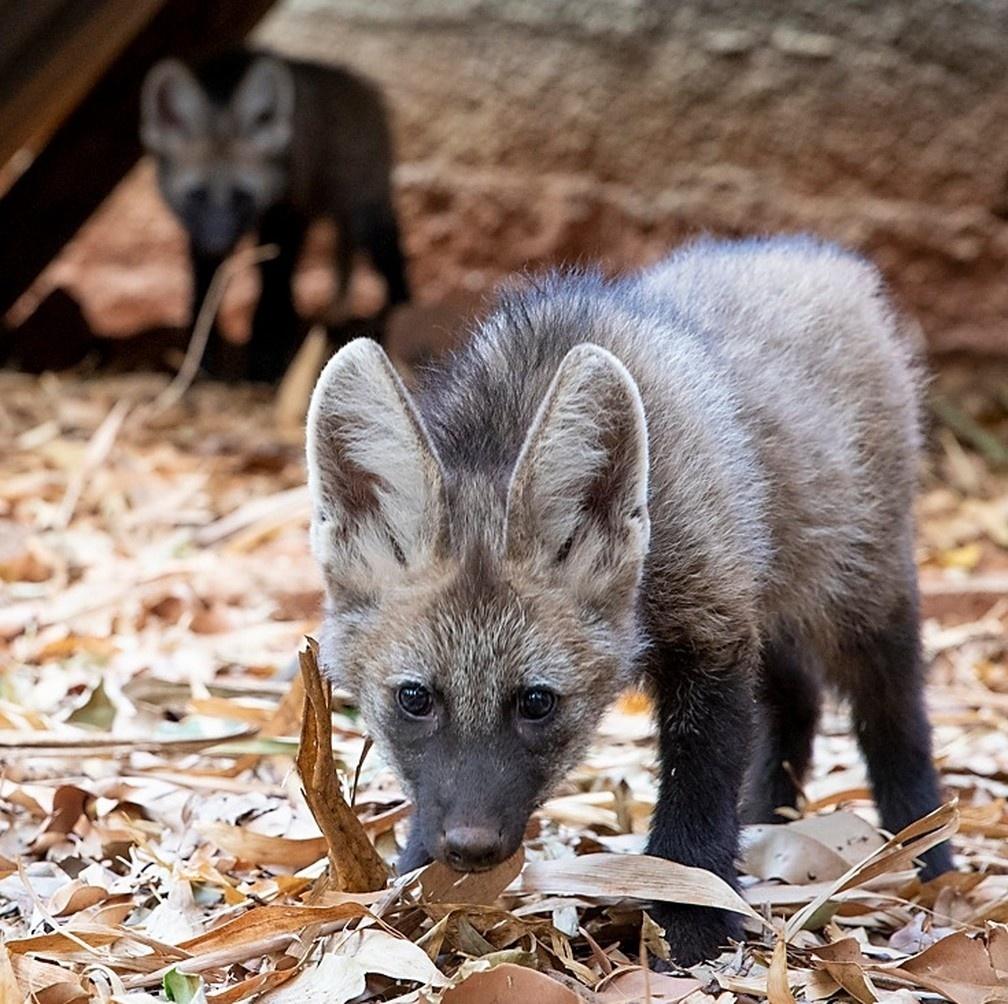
(397, 683, 434, 718)
(517, 686, 557, 722)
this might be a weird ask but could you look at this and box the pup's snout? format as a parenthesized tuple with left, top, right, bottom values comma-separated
(440, 825, 504, 872)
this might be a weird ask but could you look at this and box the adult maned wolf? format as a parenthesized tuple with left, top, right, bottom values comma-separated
(141, 49, 409, 382)
(304, 237, 952, 965)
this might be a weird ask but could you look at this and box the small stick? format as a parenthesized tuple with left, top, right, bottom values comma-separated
(153, 244, 278, 412)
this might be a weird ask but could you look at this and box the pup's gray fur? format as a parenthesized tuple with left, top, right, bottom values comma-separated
(306, 236, 951, 965)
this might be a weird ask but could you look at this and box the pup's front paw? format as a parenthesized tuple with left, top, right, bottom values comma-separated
(650, 902, 743, 968)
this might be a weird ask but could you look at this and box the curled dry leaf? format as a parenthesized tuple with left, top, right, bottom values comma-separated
(296, 637, 388, 893)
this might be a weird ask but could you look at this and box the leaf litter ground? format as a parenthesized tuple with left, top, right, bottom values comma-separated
(1, 366, 1008, 1003)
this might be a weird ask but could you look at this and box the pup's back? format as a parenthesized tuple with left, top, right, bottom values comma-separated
(421, 236, 921, 662)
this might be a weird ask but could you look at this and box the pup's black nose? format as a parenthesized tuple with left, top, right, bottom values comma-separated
(441, 825, 503, 871)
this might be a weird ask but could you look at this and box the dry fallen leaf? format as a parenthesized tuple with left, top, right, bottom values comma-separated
(515, 853, 761, 921)
(441, 962, 583, 1003)
(596, 968, 703, 1002)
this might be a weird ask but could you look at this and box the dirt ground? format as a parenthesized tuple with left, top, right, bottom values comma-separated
(1, 360, 1008, 1002)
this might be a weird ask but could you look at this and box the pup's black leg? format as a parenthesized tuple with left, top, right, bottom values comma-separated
(248, 205, 307, 382)
(840, 591, 953, 878)
(646, 644, 753, 965)
(741, 634, 820, 824)
(357, 201, 410, 309)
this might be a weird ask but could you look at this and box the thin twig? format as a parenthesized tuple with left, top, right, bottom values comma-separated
(153, 243, 278, 412)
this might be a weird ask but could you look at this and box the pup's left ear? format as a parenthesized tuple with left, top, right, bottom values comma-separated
(306, 339, 449, 593)
(505, 344, 650, 610)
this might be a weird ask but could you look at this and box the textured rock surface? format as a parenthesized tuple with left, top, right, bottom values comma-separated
(19, 0, 1008, 354)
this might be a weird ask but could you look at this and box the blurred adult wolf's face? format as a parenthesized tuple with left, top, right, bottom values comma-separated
(141, 57, 294, 256)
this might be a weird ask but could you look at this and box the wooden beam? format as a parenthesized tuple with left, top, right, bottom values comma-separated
(0, 0, 280, 320)
(0, 0, 165, 175)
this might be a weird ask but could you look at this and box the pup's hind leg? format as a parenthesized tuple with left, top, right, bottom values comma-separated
(741, 633, 820, 824)
(834, 589, 953, 878)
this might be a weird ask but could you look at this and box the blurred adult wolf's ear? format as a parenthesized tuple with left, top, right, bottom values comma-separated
(140, 59, 209, 154)
(231, 57, 295, 155)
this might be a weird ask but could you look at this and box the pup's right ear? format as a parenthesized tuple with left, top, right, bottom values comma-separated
(140, 59, 208, 154)
(306, 340, 449, 592)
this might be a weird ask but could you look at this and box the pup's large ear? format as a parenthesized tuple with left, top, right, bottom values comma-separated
(306, 339, 448, 594)
(140, 59, 208, 154)
(506, 344, 650, 612)
(231, 56, 295, 155)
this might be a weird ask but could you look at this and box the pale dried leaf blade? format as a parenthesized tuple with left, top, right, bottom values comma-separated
(296, 637, 387, 893)
(515, 853, 762, 920)
(786, 801, 960, 936)
(596, 969, 703, 1002)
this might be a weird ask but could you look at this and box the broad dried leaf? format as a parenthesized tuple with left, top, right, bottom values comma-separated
(786, 801, 960, 935)
(197, 822, 327, 869)
(441, 962, 582, 1003)
(515, 853, 761, 920)
(421, 847, 525, 905)
(873, 925, 1008, 1004)
(596, 969, 702, 1002)
(809, 940, 880, 1004)
(0, 945, 20, 1003)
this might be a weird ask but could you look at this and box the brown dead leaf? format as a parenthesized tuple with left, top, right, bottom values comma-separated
(421, 847, 525, 906)
(873, 925, 1008, 1004)
(809, 939, 880, 1004)
(786, 801, 960, 935)
(198, 822, 328, 869)
(9, 952, 89, 1004)
(296, 637, 388, 893)
(596, 968, 702, 1002)
(48, 878, 109, 917)
(441, 962, 583, 1003)
(0, 945, 20, 1002)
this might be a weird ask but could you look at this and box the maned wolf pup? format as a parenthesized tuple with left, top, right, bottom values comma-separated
(141, 49, 409, 382)
(305, 237, 953, 965)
